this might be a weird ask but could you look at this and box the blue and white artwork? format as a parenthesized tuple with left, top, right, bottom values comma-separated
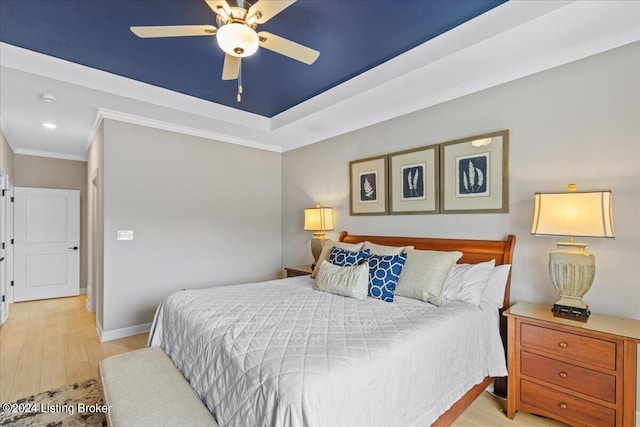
(401, 163, 426, 200)
(456, 153, 489, 197)
(359, 171, 377, 203)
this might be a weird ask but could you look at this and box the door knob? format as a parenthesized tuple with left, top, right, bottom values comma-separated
(69, 246, 79, 251)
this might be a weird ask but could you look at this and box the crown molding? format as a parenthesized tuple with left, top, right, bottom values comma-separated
(14, 147, 88, 162)
(95, 109, 282, 153)
(86, 112, 104, 151)
(277, 1, 640, 152)
(0, 43, 270, 132)
(1, 0, 638, 159)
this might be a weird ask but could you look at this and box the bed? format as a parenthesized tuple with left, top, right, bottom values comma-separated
(149, 231, 515, 426)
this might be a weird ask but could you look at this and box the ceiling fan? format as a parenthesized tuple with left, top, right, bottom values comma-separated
(130, 0, 320, 101)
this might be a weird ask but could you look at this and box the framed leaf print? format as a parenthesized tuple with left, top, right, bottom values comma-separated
(350, 155, 388, 215)
(389, 145, 439, 214)
(440, 130, 509, 213)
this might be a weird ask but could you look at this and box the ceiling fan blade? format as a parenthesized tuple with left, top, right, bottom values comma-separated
(130, 25, 216, 38)
(222, 54, 240, 80)
(258, 31, 319, 65)
(248, 0, 296, 24)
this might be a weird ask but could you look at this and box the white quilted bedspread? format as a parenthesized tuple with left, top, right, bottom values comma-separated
(149, 276, 506, 427)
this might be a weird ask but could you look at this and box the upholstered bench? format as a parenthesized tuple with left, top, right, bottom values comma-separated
(99, 347, 218, 427)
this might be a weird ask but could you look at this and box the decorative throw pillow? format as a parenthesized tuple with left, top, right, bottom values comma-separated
(366, 253, 408, 302)
(363, 241, 414, 255)
(441, 260, 496, 306)
(310, 240, 364, 278)
(315, 260, 369, 301)
(328, 246, 370, 267)
(395, 249, 463, 306)
(480, 264, 511, 308)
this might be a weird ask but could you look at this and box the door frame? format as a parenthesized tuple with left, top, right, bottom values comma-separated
(87, 169, 100, 314)
(0, 171, 13, 323)
(0, 170, 7, 324)
(6, 176, 14, 304)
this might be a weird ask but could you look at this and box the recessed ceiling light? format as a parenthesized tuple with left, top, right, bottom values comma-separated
(40, 93, 57, 103)
(42, 122, 57, 129)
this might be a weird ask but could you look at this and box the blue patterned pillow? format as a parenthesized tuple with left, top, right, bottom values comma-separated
(328, 246, 370, 267)
(366, 253, 408, 302)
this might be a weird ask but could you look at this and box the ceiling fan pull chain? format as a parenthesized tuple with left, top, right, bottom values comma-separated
(237, 59, 243, 102)
(130, 0, 319, 103)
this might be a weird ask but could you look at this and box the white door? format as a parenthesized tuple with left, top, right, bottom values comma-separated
(14, 187, 80, 301)
(7, 178, 14, 303)
(0, 173, 8, 323)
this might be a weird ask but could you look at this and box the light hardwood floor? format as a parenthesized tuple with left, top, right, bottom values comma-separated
(0, 294, 147, 402)
(0, 295, 567, 426)
(454, 393, 567, 427)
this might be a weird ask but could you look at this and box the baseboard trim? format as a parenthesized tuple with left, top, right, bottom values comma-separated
(96, 320, 104, 340)
(85, 296, 94, 313)
(80, 287, 87, 295)
(636, 410, 639, 427)
(99, 322, 152, 342)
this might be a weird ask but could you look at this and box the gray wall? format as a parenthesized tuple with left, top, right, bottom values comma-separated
(283, 42, 640, 320)
(0, 132, 14, 177)
(283, 43, 640, 408)
(101, 119, 282, 332)
(87, 122, 104, 326)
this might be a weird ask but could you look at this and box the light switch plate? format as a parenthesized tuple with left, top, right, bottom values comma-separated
(117, 230, 134, 241)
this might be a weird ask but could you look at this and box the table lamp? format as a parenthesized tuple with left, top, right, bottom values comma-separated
(304, 204, 334, 269)
(531, 186, 614, 319)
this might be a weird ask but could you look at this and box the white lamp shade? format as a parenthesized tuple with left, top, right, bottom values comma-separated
(216, 23, 259, 57)
(304, 206, 334, 231)
(531, 191, 614, 238)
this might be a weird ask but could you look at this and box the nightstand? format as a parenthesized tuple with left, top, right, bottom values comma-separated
(505, 302, 640, 427)
(284, 265, 313, 278)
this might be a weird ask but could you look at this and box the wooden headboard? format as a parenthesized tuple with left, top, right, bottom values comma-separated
(338, 231, 516, 315)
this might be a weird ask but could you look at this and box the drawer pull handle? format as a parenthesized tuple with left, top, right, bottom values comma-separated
(559, 402, 568, 410)
(559, 371, 568, 379)
(558, 342, 568, 348)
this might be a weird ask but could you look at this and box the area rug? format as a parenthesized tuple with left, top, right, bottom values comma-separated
(0, 378, 107, 427)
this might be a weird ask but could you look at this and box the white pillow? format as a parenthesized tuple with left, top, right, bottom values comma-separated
(481, 264, 511, 308)
(315, 260, 369, 301)
(310, 240, 364, 278)
(442, 260, 496, 306)
(363, 241, 414, 255)
(395, 249, 463, 306)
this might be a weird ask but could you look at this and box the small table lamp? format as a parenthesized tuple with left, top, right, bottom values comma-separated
(531, 186, 614, 319)
(304, 204, 334, 269)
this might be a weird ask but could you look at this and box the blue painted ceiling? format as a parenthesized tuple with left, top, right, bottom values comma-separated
(0, 0, 506, 118)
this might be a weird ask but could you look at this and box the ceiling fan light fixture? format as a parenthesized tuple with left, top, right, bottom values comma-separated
(216, 23, 259, 57)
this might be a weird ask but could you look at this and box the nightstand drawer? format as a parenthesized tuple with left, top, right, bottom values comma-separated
(284, 266, 313, 278)
(521, 351, 616, 403)
(521, 323, 616, 370)
(521, 380, 615, 427)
